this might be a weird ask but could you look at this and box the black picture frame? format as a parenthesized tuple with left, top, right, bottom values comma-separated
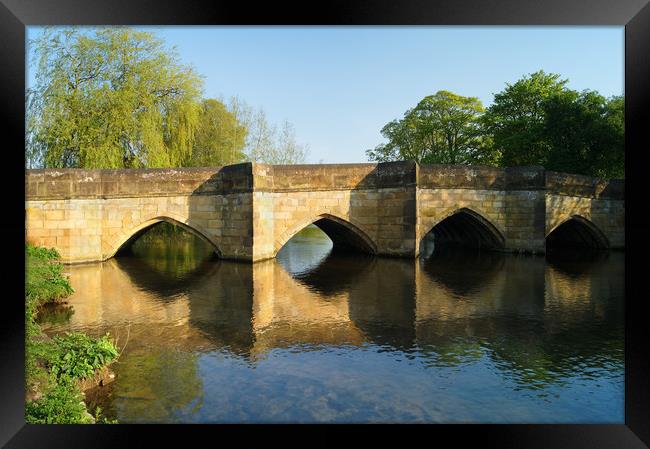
(2, 0, 649, 447)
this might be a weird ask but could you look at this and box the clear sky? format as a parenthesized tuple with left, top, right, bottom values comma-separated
(26, 26, 623, 163)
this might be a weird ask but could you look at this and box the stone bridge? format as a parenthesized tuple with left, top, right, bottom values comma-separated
(25, 162, 624, 264)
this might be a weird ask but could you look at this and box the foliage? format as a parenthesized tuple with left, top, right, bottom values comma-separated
(27, 27, 203, 169)
(25, 244, 119, 424)
(228, 96, 309, 164)
(25, 245, 73, 388)
(25, 381, 94, 424)
(482, 70, 624, 178)
(25, 332, 119, 424)
(25, 244, 74, 331)
(369, 71, 624, 178)
(26, 245, 61, 261)
(367, 90, 496, 165)
(46, 332, 119, 381)
(26, 27, 308, 169)
(543, 91, 624, 178)
(481, 70, 568, 167)
(188, 98, 248, 166)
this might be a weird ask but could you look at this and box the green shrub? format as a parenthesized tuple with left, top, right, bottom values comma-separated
(25, 381, 93, 424)
(47, 333, 119, 381)
(26, 245, 61, 261)
(25, 244, 74, 313)
(25, 244, 119, 424)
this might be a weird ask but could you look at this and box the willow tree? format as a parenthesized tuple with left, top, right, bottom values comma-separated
(188, 99, 248, 167)
(26, 27, 203, 169)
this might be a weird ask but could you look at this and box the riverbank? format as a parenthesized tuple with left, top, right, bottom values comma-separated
(25, 244, 119, 424)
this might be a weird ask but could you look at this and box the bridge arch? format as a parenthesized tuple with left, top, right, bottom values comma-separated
(546, 215, 609, 249)
(274, 213, 377, 256)
(420, 207, 506, 255)
(104, 214, 222, 260)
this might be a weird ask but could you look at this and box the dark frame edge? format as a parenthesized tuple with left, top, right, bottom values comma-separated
(625, 1, 650, 447)
(0, 0, 27, 448)
(2, 0, 649, 447)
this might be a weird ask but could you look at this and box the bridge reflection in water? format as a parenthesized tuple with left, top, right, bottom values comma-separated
(42, 224, 624, 423)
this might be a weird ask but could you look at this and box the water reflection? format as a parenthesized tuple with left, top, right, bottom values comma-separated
(42, 226, 624, 423)
(419, 247, 505, 297)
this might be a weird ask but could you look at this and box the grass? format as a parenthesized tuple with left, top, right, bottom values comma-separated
(25, 244, 119, 424)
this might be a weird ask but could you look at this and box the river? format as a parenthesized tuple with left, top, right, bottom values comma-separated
(39, 223, 624, 423)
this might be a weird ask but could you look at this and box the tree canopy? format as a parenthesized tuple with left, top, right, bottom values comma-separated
(26, 28, 622, 177)
(481, 70, 624, 178)
(367, 91, 494, 165)
(369, 71, 624, 178)
(27, 28, 204, 169)
(481, 71, 568, 167)
(542, 91, 624, 178)
(26, 28, 308, 169)
(188, 99, 248, 167)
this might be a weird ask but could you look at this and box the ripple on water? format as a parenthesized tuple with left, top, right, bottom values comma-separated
(43, 229, 625, 423)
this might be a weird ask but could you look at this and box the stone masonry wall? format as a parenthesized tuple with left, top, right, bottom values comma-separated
(416, 188, 507, 253)
(25, 165, 254, 263)
(545, 172, 624, 249)
(251, 162, 417, 260)
(25, 162, 624, 263)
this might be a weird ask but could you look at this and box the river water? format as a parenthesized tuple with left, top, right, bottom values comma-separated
(40, 224, 624, 423)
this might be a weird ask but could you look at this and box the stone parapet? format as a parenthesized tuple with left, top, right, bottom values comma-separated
(546, 171, 624, 199)
(25, 163, 253, 200)
(418, 164, 505, 190)
(255, 161, 417, 192)
(25, 162, 625, 263)
(26, 163, 624, 199)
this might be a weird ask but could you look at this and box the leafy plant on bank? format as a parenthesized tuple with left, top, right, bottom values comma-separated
(47, 333, 119, 381)
(26, 244, 74, 311)
(25, 381, 94, 424)
(25, 244, 119, 424)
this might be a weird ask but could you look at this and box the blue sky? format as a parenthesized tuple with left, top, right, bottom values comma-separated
(27, 26, 623, 163)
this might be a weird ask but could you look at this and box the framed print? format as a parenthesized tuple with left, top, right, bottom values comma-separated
(2, 0, 649, 447)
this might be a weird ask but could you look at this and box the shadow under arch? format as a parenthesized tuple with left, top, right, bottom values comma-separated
(420, 247, 506, 297)
(546, 215, 610, 250)
(290, 251, 377, 297)
(107, 255, 257, 358)
(112, 254, 220, 298)
(108, 215, 222, 260)
(275, 213, 377, 257)
(420, 207, 505, 256)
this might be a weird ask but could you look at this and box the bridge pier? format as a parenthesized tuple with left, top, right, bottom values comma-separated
(25, 162, 624, 264)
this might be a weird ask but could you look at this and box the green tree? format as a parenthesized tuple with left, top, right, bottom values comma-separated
(481, 70, 569, 167)
(482, 70, 624, 178)
(27, 27, 203, 169)
(189, 99, 248, 166)
(367, 90, 495, 165)
(543, 92, 624, 178)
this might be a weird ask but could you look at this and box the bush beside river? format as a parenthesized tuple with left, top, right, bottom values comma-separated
(25, 244, 119, 424)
